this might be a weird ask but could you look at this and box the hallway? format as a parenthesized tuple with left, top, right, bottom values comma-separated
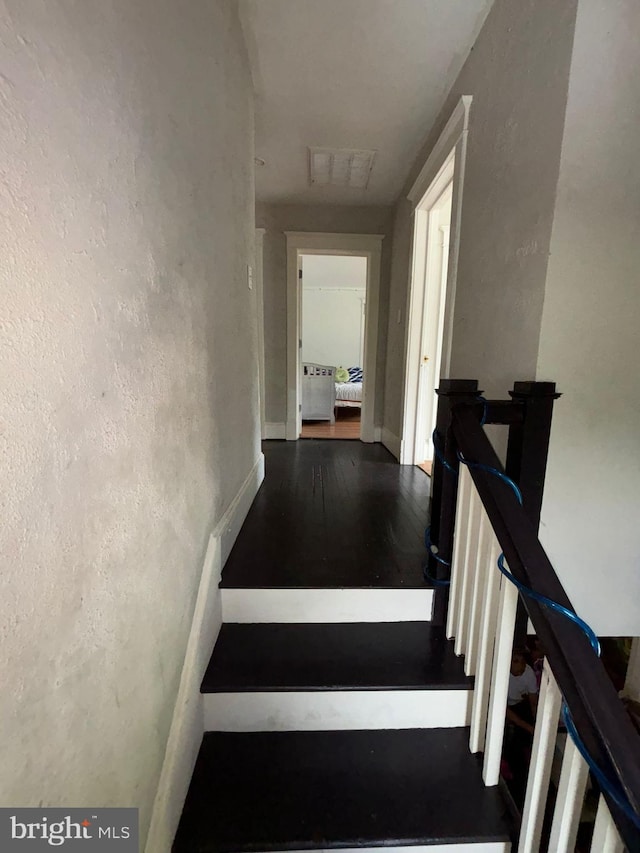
(220, 440, 431, 588)
(5, 2, 639, 848)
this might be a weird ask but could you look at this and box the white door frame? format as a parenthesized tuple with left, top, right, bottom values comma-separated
(412, 179, 453, 465)
(285, 232, 384, 443)
(400, 95, 472, 465)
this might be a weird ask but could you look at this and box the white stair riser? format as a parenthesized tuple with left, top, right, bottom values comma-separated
(204, 688, 471, 731)
(222, 588, 434, 623)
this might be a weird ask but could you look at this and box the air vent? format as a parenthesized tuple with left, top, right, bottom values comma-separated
(308, 147, 376, 189)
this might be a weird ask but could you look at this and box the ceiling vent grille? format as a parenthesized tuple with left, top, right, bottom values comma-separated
(308, 147, 376, 189)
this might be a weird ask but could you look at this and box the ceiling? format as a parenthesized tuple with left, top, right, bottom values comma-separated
(239, 0, 494, 206)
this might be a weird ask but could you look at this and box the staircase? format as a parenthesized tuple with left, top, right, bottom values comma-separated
(172, 441, 512, 853)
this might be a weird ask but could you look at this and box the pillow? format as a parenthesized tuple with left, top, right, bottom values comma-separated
(335, 366, 349, 383)
(347, 367, 363, 383)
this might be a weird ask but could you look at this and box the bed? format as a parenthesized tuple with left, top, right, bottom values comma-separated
(335, 366, 363, 409)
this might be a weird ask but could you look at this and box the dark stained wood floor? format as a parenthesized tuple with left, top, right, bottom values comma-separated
(221, 440, 432, 588)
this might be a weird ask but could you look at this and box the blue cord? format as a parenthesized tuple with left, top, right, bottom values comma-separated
(422, 562, 451, 588)
(423, 526, 451, 587)
(454, 453, 640, 829)
(563, 703, 640, 829)
(457, 451, 524, 505)
(424, 527, 451, 567)
(496, 553, 600, 656)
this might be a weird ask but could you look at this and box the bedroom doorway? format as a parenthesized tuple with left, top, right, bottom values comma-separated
(285, 232, 383, 443)
(300, 254, 366, 440)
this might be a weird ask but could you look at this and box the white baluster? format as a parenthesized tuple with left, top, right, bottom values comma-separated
(591, 795, 624, 853)
(464, 506, 491, 676)
(447, 465, 470, 641)
(548, 736, 589, 852)
(518, 662, 562, 853)
(455, 485, 481, 658)
(483, 566, 518, 785)
(469, 536, 501, 754)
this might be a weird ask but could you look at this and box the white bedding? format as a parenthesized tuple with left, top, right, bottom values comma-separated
(335, 381, 363, 407)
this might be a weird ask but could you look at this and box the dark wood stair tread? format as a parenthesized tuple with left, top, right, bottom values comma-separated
(173, 728, 511, 852)
(201, 623, 472, 692)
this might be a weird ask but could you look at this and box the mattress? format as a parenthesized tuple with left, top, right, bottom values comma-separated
(335, 381, 363, 406)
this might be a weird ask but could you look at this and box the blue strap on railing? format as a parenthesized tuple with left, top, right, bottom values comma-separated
(457, 450, 523, 504)
(423, 429, 456, 586)
(428, 412, 640, 827)
(496, 553, 601, 657)
(425, 419, 492, 585)
(453, 449, 640, 829)
(423, 526, 452, 587)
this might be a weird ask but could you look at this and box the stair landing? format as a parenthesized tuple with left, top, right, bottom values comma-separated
(220, 441, 431, 589)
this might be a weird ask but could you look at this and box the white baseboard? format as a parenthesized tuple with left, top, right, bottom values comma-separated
(222, 587, 433, 623)
(216, 453, 265, 567)
(144, 454, 265, 853)
(144, 534, 222, 853)
(381, 427, 402, 461)
(204, 688, 471, 732)
(263, 422, 286, 440)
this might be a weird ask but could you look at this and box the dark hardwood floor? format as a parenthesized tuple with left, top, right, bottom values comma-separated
(220, 440, 432, 588)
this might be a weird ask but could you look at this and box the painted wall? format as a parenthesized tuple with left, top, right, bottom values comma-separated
(536, 0, 640, 635)
(302, 255, 367, 368)
(0, 0, 258, 844)
(383, 0, 578, 438)
(256, 203, 393, 429)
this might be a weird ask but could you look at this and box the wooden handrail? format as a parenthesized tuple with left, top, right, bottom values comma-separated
(451, 402, 640, 848)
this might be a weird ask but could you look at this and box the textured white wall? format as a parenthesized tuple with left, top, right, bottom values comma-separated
(383, 0, 579, 437)
(537, 0, 640, 635)
(302, 289, 365, 368)
(0, 0, 258, 842)
(302, 255, 366, 368)
(302, 254, 368, 292)
(256, 203, 393, 426)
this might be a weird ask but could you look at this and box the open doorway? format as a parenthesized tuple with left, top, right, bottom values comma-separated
(400, 96, 471, 467)
(411, 168, 453, 472)
(300, 254, 367, 440)
(285, 232, 383, 443)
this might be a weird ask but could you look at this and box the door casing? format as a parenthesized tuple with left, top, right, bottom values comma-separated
(285, 232, 384, 442)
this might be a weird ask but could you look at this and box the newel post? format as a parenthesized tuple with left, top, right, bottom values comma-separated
(506, 381, 562, 525)
(506, 381, 561, 643)
(429, 379, 480, 629)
